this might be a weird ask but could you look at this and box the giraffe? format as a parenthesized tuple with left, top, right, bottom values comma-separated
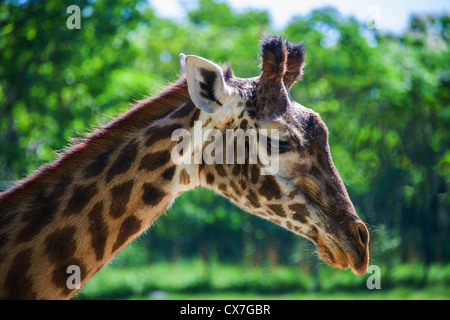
(0, 34, 369, 299)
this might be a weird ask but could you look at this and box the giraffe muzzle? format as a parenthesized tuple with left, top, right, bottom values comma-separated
(316, 220, 369, 276)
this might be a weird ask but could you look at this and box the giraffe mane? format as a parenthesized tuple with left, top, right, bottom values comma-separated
(0, 77, 190, 210)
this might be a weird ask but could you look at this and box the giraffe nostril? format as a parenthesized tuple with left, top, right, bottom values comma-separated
(356, 223, 369, 248)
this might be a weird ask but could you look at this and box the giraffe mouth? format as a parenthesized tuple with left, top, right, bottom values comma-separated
(316, 233, 369, 276)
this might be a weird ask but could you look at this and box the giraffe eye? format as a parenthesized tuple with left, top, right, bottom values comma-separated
(278, 140, 293, 154)
(265, 137, 293, 155)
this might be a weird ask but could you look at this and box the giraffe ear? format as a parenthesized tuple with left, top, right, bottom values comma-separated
(284, 40, 306, 89)
(258, 35, 291, 120)
(260, 34, 287, 83)
(184, 55, 235, 114)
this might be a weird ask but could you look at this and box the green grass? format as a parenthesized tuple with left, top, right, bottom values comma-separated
(74, 260, 450, 300)
(135, 286, 450, 300)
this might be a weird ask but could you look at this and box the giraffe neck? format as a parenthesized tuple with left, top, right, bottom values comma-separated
(0, 77, 201, 299)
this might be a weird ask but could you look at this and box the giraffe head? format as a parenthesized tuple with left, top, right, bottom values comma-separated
(180, 35, 369, 276)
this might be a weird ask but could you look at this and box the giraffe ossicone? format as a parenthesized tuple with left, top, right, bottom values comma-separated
(0, 34, 369, 299)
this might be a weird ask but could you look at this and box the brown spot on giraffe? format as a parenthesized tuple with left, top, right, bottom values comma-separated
(232, 164, 240, 176)
(145, 123, 183, 147)
(229, 180, 240, 195)
(139, 150, 171, 172)
(206, 173, 215, 185)
(44, 226, 78, 264)
(15, 176, 72, 244)
(112, 215, 142, 253)
(288, 203, 309, 224)
(4, 248, 37, 299)
(239, 119, 248, 130)
(250, 164, 260, 184)
(179, 168, 191, 185)
(109, 180, 134, 219)
(88, 201, 108, 261)
(15, 195, 58, 244)
(267, 204, 286, 218)
(247, 189, 260, 208)
(162, 166, 176, 180)
(84, 149, 112, 179)
(286, 221, 293, 231)
(258, 175, 281, 201)
(63, 182, 98, 216)
(215, 164, 227, 177)
(142, 183, 166, 206)
(105, 140, 139, 182)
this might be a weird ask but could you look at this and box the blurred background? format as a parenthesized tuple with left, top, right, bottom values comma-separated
(0, 0, 449, 299)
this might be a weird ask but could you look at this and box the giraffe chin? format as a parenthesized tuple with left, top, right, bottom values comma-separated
(315, 233, 369, 276)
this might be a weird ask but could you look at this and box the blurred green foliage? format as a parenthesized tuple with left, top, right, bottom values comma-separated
(75, 255, 450, 299)
(0, 0, 449, 297)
